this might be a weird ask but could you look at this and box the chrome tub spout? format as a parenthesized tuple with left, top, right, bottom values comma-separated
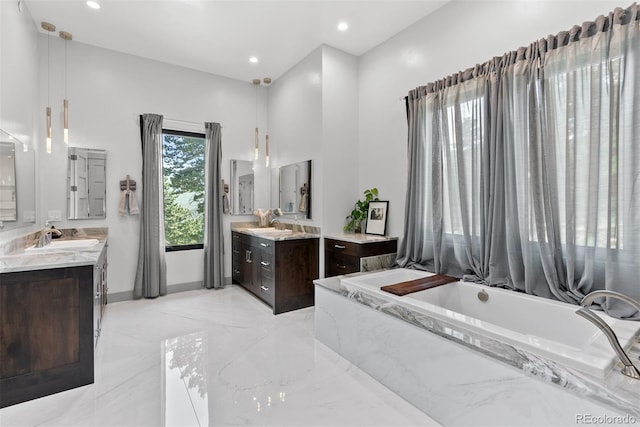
(576, 290, 640, 380)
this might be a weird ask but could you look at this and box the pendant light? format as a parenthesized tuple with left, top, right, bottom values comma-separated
(253, 79, 260, 160)
(42, 22, 56, 154)
(263, 77, 271, 167)
(60, 30, 72, 144)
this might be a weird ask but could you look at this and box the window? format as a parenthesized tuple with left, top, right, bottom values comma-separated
(438, 82, 485, 237)
(162, 129, 205, 250)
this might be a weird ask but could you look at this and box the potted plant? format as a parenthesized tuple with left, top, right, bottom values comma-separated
(344, 188, 379, 233)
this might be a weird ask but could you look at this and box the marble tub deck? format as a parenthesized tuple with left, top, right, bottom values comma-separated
(0, 286, 440, 426)
(314, 275, 640, 424)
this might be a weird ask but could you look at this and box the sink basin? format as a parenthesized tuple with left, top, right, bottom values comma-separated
(253, 228, 293, 234)
(24, 238, 100, 253)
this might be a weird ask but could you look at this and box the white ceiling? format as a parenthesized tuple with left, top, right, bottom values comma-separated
(23, 0, 448, 83)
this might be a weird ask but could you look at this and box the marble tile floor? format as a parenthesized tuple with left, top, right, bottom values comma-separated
(0, 285, 440, 427)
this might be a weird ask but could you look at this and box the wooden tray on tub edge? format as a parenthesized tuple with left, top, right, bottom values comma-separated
(380, 274, 458, 296)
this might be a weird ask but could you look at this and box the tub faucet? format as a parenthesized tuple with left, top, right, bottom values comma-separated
(36, 222, 62, 248)
(581, 290, 640, 313)
(576, 290, 640, 380)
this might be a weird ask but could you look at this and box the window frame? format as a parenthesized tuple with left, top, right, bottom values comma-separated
(162, 128, 206, 252)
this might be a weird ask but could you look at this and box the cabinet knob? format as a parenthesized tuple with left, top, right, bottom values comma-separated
(260, 261, 271, 266)
(233, 269, 240, 274)
(233, 249, 240, 254)
(260, 243, 270, 248)
(334, 244, 346, 249)
(260, 285, 269, 292)
(337, 264, 347, 269)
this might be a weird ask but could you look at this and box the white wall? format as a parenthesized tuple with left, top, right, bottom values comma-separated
(0, 0, 40, 240)
(358, 0, 621, 240)
(267, 45, 359, 277)
(37, 37, 267, 296)
(321, 45, 359, 236)
(0, 0, 38, 145)
(267, 47, 323, 224)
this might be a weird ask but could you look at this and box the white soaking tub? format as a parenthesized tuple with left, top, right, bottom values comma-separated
(340, 269, 640, 378)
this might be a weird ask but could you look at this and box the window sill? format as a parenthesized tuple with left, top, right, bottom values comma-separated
(165, 244, 204, 252)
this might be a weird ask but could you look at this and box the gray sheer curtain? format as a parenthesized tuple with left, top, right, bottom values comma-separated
(203, 122, 224, 289)
(134, 113, 167, 299)
(398, 5, 640, 318)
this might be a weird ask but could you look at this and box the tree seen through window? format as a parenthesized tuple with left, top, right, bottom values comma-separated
(162, 130, 205, 247)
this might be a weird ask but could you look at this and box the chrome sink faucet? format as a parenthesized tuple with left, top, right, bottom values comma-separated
(35, 221, 63, 248)
(575, 290, 640, 379)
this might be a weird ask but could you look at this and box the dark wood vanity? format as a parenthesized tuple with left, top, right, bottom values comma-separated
(324, 235, 397, 277)
(0, 237, 108, 408)
(232, 230, 319, 314)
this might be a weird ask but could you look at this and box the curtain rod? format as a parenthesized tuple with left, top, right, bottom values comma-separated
(164, 117, 206, 126)
(164, 117, 223, 128)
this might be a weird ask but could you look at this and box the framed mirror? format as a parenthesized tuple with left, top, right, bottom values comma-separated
(0, 142, 17, 221)
(0, 129, 36, 231)
(279, 160, 311, 219)
(67, 147, 107, 219)
(230, 159, 254, 215)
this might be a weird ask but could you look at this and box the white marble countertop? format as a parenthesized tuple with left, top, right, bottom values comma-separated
(231, 226, 320, 242)
(0, 230, 108, 273)
(314, 274, 640, 418)
(323, 233, 398, 244)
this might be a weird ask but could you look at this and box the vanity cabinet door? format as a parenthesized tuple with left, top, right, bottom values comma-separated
(93, 266, 101, 347)
(93, 245, 108, 347)
(0, 266, 94, 408)
(232, 232, 260, 294)
(272, 238, 318, 314)
(231, 232, 243, 284)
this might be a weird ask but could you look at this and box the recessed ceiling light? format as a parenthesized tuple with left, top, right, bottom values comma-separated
(249, 56, 258, 63)
(337, 22, 349, 31)
(86, 1, 101, 10)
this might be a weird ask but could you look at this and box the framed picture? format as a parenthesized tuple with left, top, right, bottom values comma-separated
(365, 201, 389, 235)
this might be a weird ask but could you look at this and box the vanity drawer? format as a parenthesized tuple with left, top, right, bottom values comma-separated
(258, 274, 274, 305)
(256, 238, 274, 253)
(232, 246, 242, 261)
(325, 252, 360, 276)
(232, 231, 242, 244)
(232, 261, 242, 283)
(325, 238, 360, 256)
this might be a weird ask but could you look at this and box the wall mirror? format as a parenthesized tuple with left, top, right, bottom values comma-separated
(0, 129, 36, 231)
(230, 159, 254, 215)
(0, 142, 17, 222)
(279, 160, 311, 218)
(67, 147, 107, 219)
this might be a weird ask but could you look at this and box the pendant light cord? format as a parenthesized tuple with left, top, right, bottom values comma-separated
(64, 39, 67, 98)
(47, 29, 50, 107)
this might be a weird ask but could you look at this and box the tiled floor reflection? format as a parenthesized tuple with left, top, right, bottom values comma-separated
(0, 285, 440, 426)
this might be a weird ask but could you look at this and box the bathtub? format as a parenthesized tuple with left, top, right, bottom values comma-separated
(340, 268, 640, 379)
